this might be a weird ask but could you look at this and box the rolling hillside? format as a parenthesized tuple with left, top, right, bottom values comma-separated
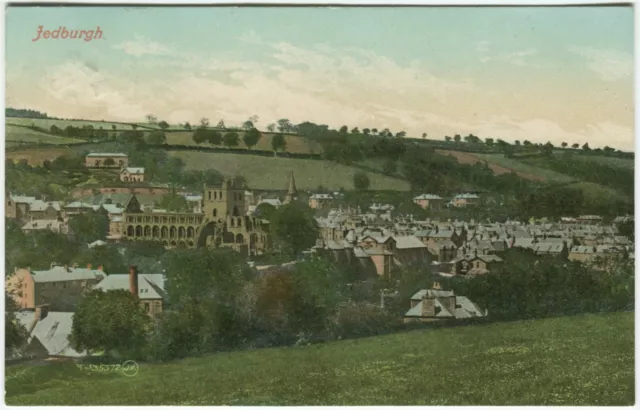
(5, 312, 633, 406)
(165, 131, 323, 155)
(5, 147, 77, 166)
(170, 151, 410, 191)
(5, 125, 85, 145)
(6, 117, 154, 131)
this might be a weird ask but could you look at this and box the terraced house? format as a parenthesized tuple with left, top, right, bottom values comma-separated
(6, 264, 105, 311)
(119, 177, 269, 255)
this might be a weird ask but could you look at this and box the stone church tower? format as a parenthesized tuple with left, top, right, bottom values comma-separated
(202, 177, 247, 219)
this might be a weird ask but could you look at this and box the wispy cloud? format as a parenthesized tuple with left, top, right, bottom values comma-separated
(113, 35, 173, 57)
(8, 34, 633, 151)
(476, 41, 541, 67)
(568, 45, 633, 82)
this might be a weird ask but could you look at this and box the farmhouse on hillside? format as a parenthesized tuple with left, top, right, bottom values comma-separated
(85, 152, 128, 169)
(120, 167, 145, 182)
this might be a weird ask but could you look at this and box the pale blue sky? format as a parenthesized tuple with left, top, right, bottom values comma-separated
(5, 6, 635, 149)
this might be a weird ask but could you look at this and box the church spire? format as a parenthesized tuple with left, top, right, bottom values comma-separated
(284, 171, 297, 204)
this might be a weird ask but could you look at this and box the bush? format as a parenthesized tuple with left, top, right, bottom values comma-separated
(328, 301, 399, 339)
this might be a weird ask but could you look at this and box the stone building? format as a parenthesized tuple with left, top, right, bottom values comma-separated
(413, 194, 444, 211)
(119, 177, 268, 255)
(309, 193, 334, 210)
(6, 264, 105, 311)
(120, 167, 145, 182)
(85, 152, 129, 169)
(94, 266, 166, 317)
(403, 287, 487, 323)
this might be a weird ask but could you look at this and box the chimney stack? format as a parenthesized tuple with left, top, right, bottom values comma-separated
(129, 265, 139, 298)
(87, 263, 92, 270)
(35, 304, 49, 321)
(97, 265, 103, 271)
(421, 294, 435, 317)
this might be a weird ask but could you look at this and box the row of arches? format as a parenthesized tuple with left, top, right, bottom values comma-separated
(126, 225, 199, 239)
(162, 240, 195, 248)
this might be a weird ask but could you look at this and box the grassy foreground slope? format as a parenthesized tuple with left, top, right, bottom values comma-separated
(6, 312, 633, 406)
(170, 151, 410, 191)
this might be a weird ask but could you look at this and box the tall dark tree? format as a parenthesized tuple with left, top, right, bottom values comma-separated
(270, 202, 319, 258)
(68, 209, 110, 244)
(70, 289, 151, 356)
(272, 133, 287, 154)
(146, 130, 167, 146)
(223, 131, 240, 148)
(243, 128, 262, 150)
(353, 172, 371, 191)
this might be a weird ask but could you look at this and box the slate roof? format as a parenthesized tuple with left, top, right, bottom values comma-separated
(86, 152, 128, 157)
(258, 199, 282, 207)
(31, 266, 105, 283)
(29, 312, 86, 357)
(94, 273, 166, 300)
(28, 200, 62, 212)
(404, 295, 486, 319)
(410, 289, 455, 299)
(310, 193, 334, 199)
(453, 193, 479, 199)
(9, 195, 37, 204)
(413, 194, 443, 200)
(533, 242, 565, 254)
(392, 235, 427, 249)
(22, 220, 65, 231)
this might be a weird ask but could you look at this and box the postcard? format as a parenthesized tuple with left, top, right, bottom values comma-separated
(4, 4, 634, 406)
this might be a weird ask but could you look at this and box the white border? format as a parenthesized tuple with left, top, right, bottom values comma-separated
(1, 2, 637, 410)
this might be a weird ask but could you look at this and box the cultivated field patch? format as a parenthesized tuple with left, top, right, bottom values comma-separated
(5, 147, 77, 166)
(170, 151, 410, 191)
(5, 125, 85, 145)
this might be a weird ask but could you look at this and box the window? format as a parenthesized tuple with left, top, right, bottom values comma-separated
(208, 191, 211, 200)
(144, 303, 150, 312)
(214, 191, 217, 200)
(213, 209, 217, 217)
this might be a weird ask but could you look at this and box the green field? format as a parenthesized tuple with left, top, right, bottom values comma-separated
(6, 117, 152, 131)
(565, 181, 631, 205)
(165, 131, 323, 155)
(170, 151, 410, 191)
(5, 312, 633, 405)
(473, 153, 575, 182)
(5, 125, 85, 145)
(555, 152, 635, 169)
